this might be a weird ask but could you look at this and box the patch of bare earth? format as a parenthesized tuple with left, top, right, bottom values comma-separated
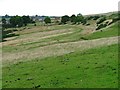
(3, 36, 118, 65)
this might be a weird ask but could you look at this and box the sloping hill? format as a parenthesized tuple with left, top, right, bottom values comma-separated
(2, 11, 119, 88)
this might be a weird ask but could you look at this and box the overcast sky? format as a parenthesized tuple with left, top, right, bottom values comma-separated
(0, 0, 119, 16)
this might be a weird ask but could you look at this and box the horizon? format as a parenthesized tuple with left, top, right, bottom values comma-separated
(1, 11, 118, 17)
(0, 0, 119, 16)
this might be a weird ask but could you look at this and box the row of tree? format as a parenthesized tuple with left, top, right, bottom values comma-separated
(43, 13, 86, 25)
(2, 15, 35, 29)
(61, 14, 86, 24)
(2, 14, 86, 29)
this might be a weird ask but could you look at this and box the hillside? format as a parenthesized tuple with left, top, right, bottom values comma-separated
(1, 11, 119, 88)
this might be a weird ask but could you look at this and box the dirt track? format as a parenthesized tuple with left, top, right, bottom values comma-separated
(3, 36, 118, 64)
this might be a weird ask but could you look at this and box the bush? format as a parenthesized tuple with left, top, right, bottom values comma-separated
(31, 21, 35, 23)
(85, 15, 100, 20)
(93, 15, 100, 20)
(104, 17, 120, 26)
(76, 14, 84, 23)
(86, 23, 90, 26)
(96, 23, 107, 30)
(58, 22, 63, 25)
(112, 17, 120, 23)
(85, 16, 93, 20)
(61, 15, 70, 24)
(34, 24, 36, 26)
(82, 19, 87, 25)
(44, 17, 51, 24)
(80, 37, 88, 40)
(70, 14, 77, 24)
(96, 17, 106, 25)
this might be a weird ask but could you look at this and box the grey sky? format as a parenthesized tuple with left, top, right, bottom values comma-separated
(0, 0, 119, 16)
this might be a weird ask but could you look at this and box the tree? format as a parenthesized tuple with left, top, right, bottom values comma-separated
(5, 14, 10, 18)
(2, 18, 8, 29)
(10, 15, 23, 27)
(93, 15, 100, 20)
(2, 17, 12, 29)
(22, 15, 32, 26)
(70, 14, 77, 24)
(112, 17, 120, 23)
(96, 16, 106, 25)
(2, 18, 10, 41)
(86, 15, 100, 20)
(2, 18, 6, 25)
(61, 15, 70, 24)
(76, 13, 84, 24)
(44, 17, 51, 24)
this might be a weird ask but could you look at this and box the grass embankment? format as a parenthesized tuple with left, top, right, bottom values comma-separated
(19, 23, 118, 50)
(2, 25, 82, 53)
(3, 22, 118, 54)
(3, 44, 118, 88)
(84, 23, 118, 39)
(44, 22, 118, 42)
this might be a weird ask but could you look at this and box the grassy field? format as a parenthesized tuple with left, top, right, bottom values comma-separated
(2, 44, 118, 88)
(84, 23, 118, 40)
(3, 22, 118, 54)
(2, 13, 119, 88)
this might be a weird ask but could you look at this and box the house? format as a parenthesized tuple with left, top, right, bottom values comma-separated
(31, 16, 46, 22)
(50, 16, 61, 23)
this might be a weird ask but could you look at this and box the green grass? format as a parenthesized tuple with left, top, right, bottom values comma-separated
(19, 23, 118, 51)
(2, 26, 82, 53)
(84, 23, 118, 40)
(3, 22, 118, 53)
(46, 29, 82, 42)
(5, 24, 75, 37)
(18, 22, 118, 51)
(45, 22, 119, 42)
(22, 28, 82, 48)
(3, 44, 118, 88)
(2, 12, 119, 88)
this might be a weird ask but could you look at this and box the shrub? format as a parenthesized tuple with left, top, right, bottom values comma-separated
(58, 22, 63, 25)
(85, 16, 93, 20)
(96, 23, 107, 30)
(44, 17, 51, 24)
(81, 37, 88, 40)
(70, 14, 77, 24)
(31, 21, 35, 23)
(34, 24, 36, 26)
(85, 15, 100, 20)
(82, 19, 87, 25)
(61, 15, 70, 24)
(55, 20, 59, 24)
(112, 17, 120, 23)
(93, 15, 100, 20)
(76, 14, 84, 23)
(96, 17, 106, 25)
(86, 23, 90, 26)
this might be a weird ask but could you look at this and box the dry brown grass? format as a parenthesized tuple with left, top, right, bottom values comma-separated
(3, 28, 73, 46)
(3, 36, 118, 65)
(2, 22, 118, 65)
